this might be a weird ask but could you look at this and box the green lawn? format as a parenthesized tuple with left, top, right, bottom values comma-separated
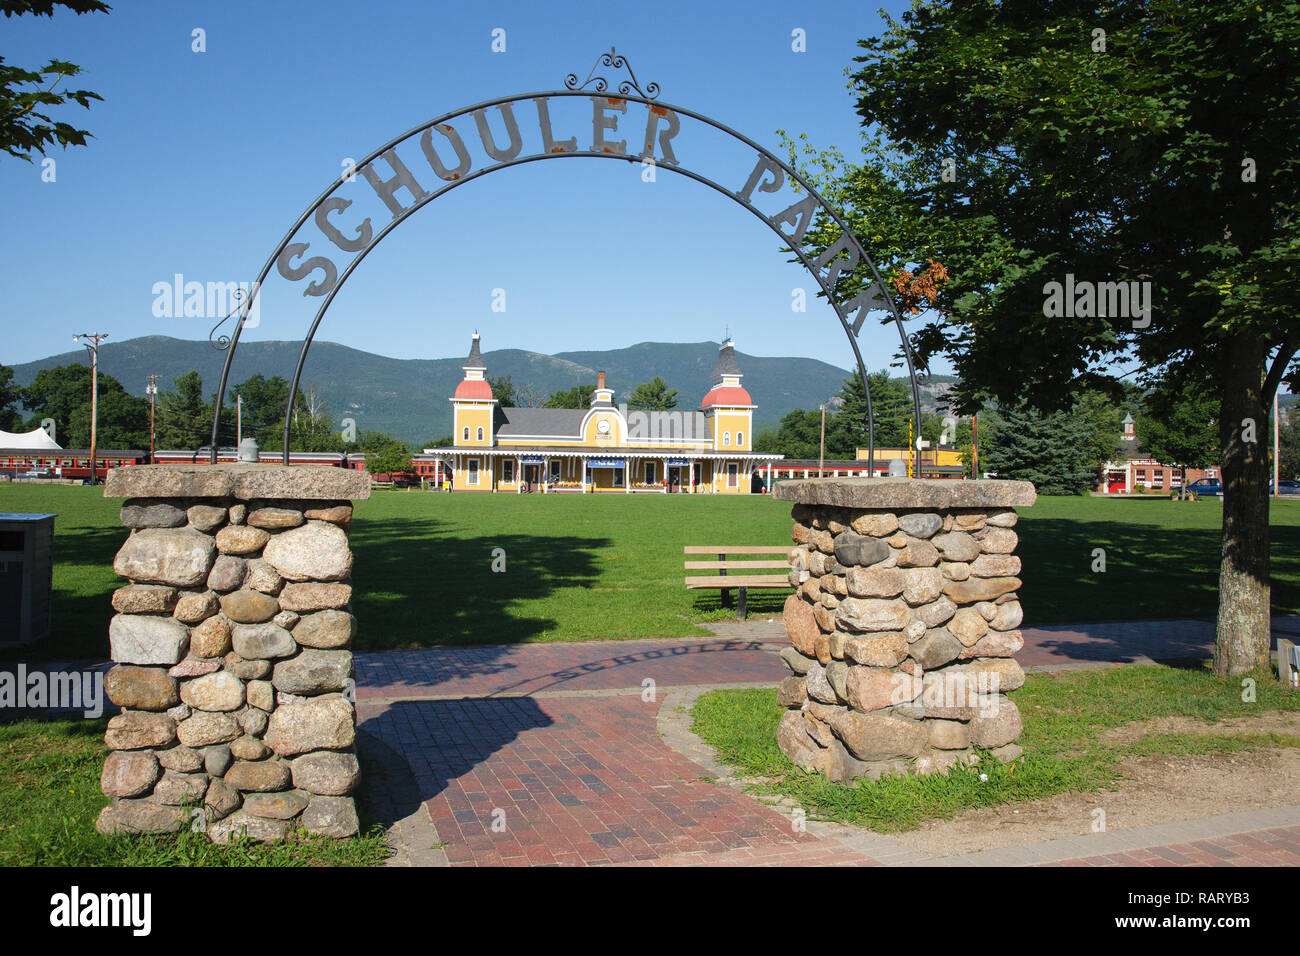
(691, 663, 1300, 832)
(0, 716, 391, 866)
(1, 484, 1298, 658)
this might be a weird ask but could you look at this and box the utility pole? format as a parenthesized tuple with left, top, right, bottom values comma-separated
(74, 333, 108, 484)
(145, 374, 158, 463)
(818, 404, 826, 478)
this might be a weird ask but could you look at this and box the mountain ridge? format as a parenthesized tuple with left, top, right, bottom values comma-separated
(9, 336, 952, 443)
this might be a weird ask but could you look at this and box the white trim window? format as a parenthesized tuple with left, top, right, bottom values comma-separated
(723, 431, 731, 446)
(462, 426, 469, 442)
(736, 431, 744, 447)
(644, 461, 656, 484)
(502, 460, 514, 483)
(476, 426, 484, 441)
(726, 462, 738, 488)
(467, 459, 480, 485)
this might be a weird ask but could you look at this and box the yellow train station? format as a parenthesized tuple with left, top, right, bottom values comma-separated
(417, 335, 780, 493)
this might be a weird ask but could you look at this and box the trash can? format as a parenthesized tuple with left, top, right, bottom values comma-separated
(0, 513, 56, 645)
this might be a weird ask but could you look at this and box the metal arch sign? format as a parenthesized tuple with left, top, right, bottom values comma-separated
(206, 48, 925, 464)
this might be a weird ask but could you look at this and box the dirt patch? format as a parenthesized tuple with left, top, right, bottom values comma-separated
(889, 713, 1300, 858)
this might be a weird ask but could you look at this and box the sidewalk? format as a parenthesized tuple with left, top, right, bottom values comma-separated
(355, 616, 1300, 867)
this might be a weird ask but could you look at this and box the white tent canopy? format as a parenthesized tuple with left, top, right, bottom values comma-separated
(0, 427, 62, 450)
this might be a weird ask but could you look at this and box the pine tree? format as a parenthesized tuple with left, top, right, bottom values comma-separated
(156, 371, 210, 449)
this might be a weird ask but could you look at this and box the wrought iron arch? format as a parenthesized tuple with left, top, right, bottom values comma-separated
(207, 50, 926, 467)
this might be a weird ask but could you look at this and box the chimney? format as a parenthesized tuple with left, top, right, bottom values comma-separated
(597, 371, 606, 390)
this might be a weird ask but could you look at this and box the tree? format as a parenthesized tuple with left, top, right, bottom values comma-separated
(627, 377, 678, 410)
(0, 363, 22, 429)
(544, 384, 596, 409)
(766, 408, 823, 460)
(979, 400, 1103, 495)
(231, 374, 292, 448)
(155, 370, 210, 449)
(828, 371, 940, 457)
(753, 427, 781, 455)
(288, 385, 346, 453)
(785, 2, 1300, 674)
(359, 432, 412, 477)
(513, 382, 545, 408)
(1, 1, 109, 162)
(21, 363, 148, 448)
(1135, 380, 1220, 497)
(488, 375, 516, 407)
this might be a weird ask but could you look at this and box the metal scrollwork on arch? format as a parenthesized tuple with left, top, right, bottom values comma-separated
(565, 46, 660, 100)
(207, 48, 926, 470)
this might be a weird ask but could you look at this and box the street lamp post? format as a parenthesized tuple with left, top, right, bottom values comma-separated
(145, 374, 158, 464)
(74, 333, 108, 484)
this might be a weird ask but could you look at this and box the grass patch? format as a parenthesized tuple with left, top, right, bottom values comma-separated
(691, 662, 1300, 833)
(0, 717, 391, 866)
(1, 484, 1298, 656)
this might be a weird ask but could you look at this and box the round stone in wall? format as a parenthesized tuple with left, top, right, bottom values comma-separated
(264, 696, 356, 756)
(231, 622, 296, 660)
(104, 665, 179, 711)
(291, 751, 361, 796)
(262, 521, 352, 582)
(109, 614, 190, 666)
(114, 528, 216, 588)
(220, 589, 280, 624)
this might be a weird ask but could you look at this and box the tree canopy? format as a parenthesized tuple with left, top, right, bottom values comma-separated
(0, 364, 22, 430)
(21, 363, 148, 448)
(1, 1, 109, 162)
(784, 0, 1299, 673)
(488, 375, 515, 407)
(1135, 378, 1220, 489)
(627, 376, 678, 411)
(544, 384, 596, 409)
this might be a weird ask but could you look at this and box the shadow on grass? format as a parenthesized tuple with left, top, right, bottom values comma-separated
(349, 516, 611, 650)
(1018, 517, 1300, 625)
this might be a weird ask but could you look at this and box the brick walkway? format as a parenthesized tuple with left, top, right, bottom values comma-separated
(355, 616, 1300, 867)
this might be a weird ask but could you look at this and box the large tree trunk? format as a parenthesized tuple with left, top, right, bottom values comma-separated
(1214, 333, 1272, 676)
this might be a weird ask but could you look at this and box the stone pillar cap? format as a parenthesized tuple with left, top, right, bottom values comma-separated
(104, 463, 371, 501)
(773, 477, 1035, 509)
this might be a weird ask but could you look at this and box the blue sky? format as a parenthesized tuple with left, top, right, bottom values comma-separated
(1, 0, 940, 382)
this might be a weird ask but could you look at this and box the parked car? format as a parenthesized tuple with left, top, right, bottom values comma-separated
(1187, 477, 1223, 497)
(1272, 479, 1300, 495)
(21, 468, 54, 479)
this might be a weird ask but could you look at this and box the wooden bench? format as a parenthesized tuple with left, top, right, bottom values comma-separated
(684, 545, 793, 619)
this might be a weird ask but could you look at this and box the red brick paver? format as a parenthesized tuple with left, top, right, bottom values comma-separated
(356, 693, 863, 866)
(354, 637, 787, 701)
(1045, 827, 1300, 867)
(353, 619, 1300, 867)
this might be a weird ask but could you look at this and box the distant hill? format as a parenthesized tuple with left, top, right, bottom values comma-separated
(13, 336, 948, 443)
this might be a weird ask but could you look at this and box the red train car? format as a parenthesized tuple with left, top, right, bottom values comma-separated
(0, 448, 145, 482)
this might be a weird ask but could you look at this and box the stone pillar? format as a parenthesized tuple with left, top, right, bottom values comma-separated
(772, 477, 1036, 782)
(95, 464, 370, 843)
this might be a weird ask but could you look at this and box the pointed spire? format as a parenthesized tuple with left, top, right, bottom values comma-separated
(463, 332, 486, 370)
(701, 339, 752, 409)
(711, 339, 742, 385)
